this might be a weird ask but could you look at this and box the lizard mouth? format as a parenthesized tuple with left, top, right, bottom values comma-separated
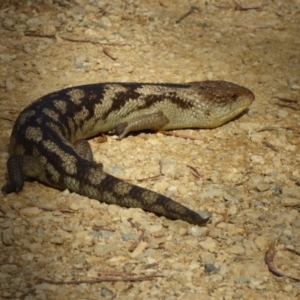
(219, 105, 251, 125)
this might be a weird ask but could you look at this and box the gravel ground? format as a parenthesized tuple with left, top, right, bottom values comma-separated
(0, 0, 300, 299)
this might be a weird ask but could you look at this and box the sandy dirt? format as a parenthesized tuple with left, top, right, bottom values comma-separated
(0, 0, 300, 299)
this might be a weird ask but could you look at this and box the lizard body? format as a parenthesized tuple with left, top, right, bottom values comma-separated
(2, 81, 254, 225)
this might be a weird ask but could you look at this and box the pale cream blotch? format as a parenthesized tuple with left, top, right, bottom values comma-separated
(88, 93, 97, 101)
(38, 155, 48, 167)
(42, 140, 77, 174)
(102, 190, 117, 204)
(141, 190, 158, 204)
(114, 181, 132, 195)
(91, 84, 134, 131)
(74, 106, 89, 123)
(67, 118, 76, 139)
(87, 167, 106, 185)
(32, 146, 41, 158)
(53, 99, 67, 114)
(36, 117, 43, 125)
(102, 84, 128, 111)
(64, 176, 80, 191)
(62, 154, 78, 175)
(67, 89, 85, 105)
(17, 110, 35, 127)
(46, 122, 63, 137)
(25, 126, 43, 142)
(82, 185, 100, 198)
(26, 154, 47, 181)
(42, 108, 60, 122)
(45, 163, 60, 183)
(73, 107, 91, 138)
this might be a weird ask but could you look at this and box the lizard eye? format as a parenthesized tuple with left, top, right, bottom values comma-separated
(231, 94, 238, 100)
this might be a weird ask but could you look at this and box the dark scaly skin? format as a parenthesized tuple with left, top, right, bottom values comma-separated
(2, 81, 255, 225)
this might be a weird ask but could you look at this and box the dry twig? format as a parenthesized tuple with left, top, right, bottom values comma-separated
(92, 225, 115, 232)
(262, 141, 279, 152)
(0, 116, 15, 123)
(233, 1, 263, 11)
(175, 6, 201, 23)
(39, 275, 161, 285)
(275, 94, 299, 102)
(97, 270, 134, 276)
(94, 133, 108, 143)
(128, 233, 145, 252)
(258, 124, 298, 132)
(235, 23, 268, 29)
(159, 130, 201, 140)
(28, 204, 76, 213)
(187, 165, 202, 178)
(24, 32, 127, 46)
(135, 174, 162, 181)
(120, 173, 162, 183)
(276, 102, 299, 111)
(103, 47, 117, 60)
(266, 241, 300, 281)
(286, 247, 300, 256)
(127, 218, 141, 230)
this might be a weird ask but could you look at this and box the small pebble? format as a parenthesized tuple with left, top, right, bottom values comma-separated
(5, 78, 16, 90)
(250, 155, 265, 164)
(235, 277, 250, 284)
(199, 237, 217, 251)
(226, 244, 245, 255)
(281, 197, 300, 207)
(270, 184, 282, 194)
(256, 182, 271, 192)
(130, 241, 148, 258)
(20, 207, 42, 217)
(160, 159, 177, 176)
(204, 263, 218, 273)
(188, 226, 205, 237)
(100, 16, 112, 27)
(49, 236, 64, 245)
(2, 229, 14, 246)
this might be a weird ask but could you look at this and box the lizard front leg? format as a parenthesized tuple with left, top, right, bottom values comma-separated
(110, 111, 169, 139)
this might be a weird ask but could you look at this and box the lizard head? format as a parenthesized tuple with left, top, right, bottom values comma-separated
(190, 80, 255, 128)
